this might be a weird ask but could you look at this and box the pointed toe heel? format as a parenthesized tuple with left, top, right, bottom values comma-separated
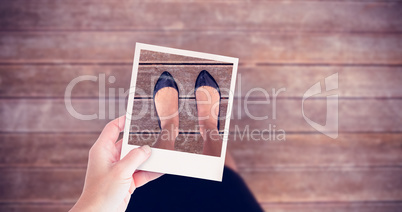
(153, 71, 179, 129)
(194, 70, 221, 130)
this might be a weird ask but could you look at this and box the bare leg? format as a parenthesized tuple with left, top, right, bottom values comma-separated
(199, 123, 238, 171)
(200, 123, 222, 157)
(196, 86, 221, 155)
(153, 87, 179, 150)
(196, 86, 238, 171)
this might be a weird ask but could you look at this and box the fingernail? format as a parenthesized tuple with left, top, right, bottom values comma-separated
(141, 145, 151, 154)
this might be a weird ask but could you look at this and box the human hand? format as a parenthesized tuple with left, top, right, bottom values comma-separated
(70, 116, 162, 212)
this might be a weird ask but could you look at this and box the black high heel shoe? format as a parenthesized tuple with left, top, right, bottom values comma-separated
(194, 70, 221, 130)
(153, 71, 179, 130)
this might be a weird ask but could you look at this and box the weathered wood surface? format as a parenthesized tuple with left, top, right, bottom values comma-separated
(1, 32, 401, 65)
(1, 99, 400, 133)
(1, 202, 402, 212)
(1, 65, 402, 98)
(241, 168, 402, 203)
(0, 1, 401, 32)
(0, 168, 401, 203)
(260, 202, 402, 212)
(0, 205, 72, 212)
(1, 0, 401, 211)
(0, 99, 228, 132)
(0, 133, 94, 168)
(1, 133, 401, 169)
(231, 98, 402, 133)
(139, 50, 228, 64)
(128, 133, 206, 154)
(228, 133, 402, 169)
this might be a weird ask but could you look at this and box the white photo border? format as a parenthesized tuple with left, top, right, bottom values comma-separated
(121, 43, 239, 181)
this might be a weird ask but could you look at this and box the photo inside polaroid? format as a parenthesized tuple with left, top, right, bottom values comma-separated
(121, 43, 238, 181)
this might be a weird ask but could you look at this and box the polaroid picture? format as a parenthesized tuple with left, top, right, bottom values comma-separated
(121, 43, 238, 181)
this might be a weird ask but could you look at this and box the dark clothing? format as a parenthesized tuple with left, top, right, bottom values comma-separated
(127, 167, 263, 212)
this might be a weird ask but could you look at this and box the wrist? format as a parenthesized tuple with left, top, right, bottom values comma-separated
(70, 192, 100, 212)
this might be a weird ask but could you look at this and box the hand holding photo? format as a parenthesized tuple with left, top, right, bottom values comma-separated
(121, 43, 238, 181)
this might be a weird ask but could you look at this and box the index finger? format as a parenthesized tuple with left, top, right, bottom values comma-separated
(97, 115, 126, 146)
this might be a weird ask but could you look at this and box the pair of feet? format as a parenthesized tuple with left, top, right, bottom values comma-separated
(153, 70, 221, 155)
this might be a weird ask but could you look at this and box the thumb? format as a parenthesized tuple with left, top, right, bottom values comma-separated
(115, 145, 152, 178)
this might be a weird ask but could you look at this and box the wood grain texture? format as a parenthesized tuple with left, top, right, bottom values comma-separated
(0, 204, 72, 212)
(0, 99, 111, 133)
(0, 168, 401, 203)
(0, 98, 228, 133)
(1, 99, 401, 133)
(1, 202, 402, 212)
(241, 168, 402, 203)
(1, 65, 402, 98)
(0, 1, 401, 32)
(260, 202, 402, 212)
(1, 133, 401, 169)
(0, 64, 133, 98)
(0, 168, 84, 202)
(1, 0, 401, 210)
(1, 32, 401, 65)
(231, 98, 402, 133)
(0, 133, 95, 168)
(228, 133, 402, 169)
(237, 66, 402, 98)
(129, 133, 205, 154)
(139, 50, 227, 64)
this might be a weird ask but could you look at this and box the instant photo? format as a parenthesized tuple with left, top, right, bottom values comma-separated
(121, 43, 238, 181)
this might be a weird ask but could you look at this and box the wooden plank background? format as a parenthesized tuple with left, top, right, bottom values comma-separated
(0, 0, 401, 211)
